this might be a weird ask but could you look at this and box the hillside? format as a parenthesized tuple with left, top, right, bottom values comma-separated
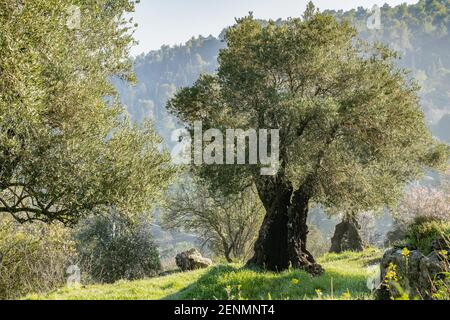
(117, 0, 450, 143)
(27, 249, 382, 300)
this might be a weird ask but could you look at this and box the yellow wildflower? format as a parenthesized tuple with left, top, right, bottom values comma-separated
(401, 247, 410, 257)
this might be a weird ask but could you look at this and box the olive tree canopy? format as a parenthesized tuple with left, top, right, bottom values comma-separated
(168, 4, 447, 273)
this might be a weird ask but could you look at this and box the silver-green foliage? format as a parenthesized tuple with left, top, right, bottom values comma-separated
(0, 1, 176, 224)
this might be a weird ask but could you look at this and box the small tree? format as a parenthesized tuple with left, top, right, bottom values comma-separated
(163, 178, 264, 262)
(168, 4, 447, 273)
(395, 184, 450, 226)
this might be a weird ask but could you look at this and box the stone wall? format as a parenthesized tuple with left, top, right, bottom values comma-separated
(376, 246, 449, 299)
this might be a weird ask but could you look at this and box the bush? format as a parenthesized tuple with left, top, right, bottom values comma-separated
(405, 217, 450, 255)
(75, 212, 161, 283)
(0, 217, 76, 299)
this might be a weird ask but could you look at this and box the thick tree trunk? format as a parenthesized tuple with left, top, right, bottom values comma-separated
(247, 177, 324, 275)
(247, 177, 291, 271)
(329, 215, 364, 253)
(287, 188, 324, 275)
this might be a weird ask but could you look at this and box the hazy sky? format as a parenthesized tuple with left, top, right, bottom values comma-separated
(131, 0, 419, 56)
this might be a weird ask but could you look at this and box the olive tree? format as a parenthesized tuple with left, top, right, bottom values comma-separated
(0, 0, 175, 224)
(168, 4, 447, 274)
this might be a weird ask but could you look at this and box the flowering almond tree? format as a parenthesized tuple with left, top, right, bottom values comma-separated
(395, 184, 450, 226)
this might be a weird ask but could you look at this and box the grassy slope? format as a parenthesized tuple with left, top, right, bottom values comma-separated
(27, 248, 382, 300)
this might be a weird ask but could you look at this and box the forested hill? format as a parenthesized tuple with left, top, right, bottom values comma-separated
(114, 36, 225, 144)
(116, 0, 450, 144)
(325, 0, 450, 134)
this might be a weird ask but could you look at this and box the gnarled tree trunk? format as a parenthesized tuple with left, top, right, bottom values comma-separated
(247, 176, 324, 275)
(287, 187, 324, 275)
(329, 214, 364, 253)
(248, 177, 291, 271)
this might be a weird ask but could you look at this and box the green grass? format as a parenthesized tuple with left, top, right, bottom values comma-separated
(26, 248, 382, 300)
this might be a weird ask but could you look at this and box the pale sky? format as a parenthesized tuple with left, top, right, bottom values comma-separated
(130, 0, 419, 56)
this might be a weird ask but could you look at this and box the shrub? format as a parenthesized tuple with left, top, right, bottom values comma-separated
(75, 212, 161, 283)
(405, 217, 450, 255)
(0, 216, 76, 299)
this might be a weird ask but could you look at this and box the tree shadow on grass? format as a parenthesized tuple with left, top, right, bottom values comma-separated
(162, 264, 371, 300)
